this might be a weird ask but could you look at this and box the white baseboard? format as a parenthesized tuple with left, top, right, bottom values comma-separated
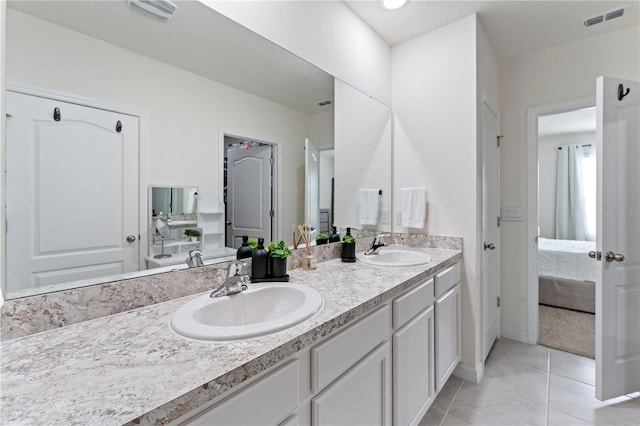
(500, 327, 529, 344)
(453, 361, 484, 384)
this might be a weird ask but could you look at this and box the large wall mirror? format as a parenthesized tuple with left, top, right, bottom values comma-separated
(2, 0, 392, 300)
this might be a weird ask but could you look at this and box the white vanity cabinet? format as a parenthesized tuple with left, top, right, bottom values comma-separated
(178, 360, 299, 426)
(434, 263, 462, 392)
(392, 278, 436, 425)
(311, 305, 392, 426)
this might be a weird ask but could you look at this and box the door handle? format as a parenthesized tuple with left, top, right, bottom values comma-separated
(605, 251, 625, 262)
(588, 250, 602, 260)
(484, 242, 496, 250)
(126, 234, 136, 243)
(225, 220, 232, 226)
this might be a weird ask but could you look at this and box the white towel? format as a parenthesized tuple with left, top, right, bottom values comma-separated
(401, 187, 426, 228)
(359, 188, 380, 225)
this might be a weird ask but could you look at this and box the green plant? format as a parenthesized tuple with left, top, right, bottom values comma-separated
(184, 228, 201, 238)
(267, 240, 293, 259)
(316, 233, 329, 240)
(248, 237, 258, 251)
(342, 235, 355, 244)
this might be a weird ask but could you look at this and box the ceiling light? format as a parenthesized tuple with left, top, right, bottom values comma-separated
(128, 0, 178, 22)
(380, 0, 407, 11)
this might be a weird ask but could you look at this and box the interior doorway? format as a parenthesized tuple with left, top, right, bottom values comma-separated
(224, 135, 276, 249)
(526, 98, 596, 358)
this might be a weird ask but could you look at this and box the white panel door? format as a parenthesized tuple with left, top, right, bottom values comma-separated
(305, 138, 319, 239)
(226, 144, 272, 248)
(6, 91, 139, 292)
(393, 306, 435, 425)
(481, 94, 501, 361)
(595, 76, 640, 400)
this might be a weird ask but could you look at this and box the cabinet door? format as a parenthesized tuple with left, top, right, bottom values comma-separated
(312, 342, 391, 426)
(435, 284, 461, 392)
(393, 306, 435, 425)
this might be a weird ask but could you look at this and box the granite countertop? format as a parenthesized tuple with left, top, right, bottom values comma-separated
(0, 246, 462, 425)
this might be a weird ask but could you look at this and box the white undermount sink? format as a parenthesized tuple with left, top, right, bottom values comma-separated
(357, 248, 432, 267)
(170, 284, 323, 341)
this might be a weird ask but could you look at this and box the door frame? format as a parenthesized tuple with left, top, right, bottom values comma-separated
(219, 129, 280, 246)
(4, 82, 146, 282)
(525, 96, 595, 344)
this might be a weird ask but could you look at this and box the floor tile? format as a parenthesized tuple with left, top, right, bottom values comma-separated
(487, 337, 550, 373)
(547, 408, 594, 425)
(419, 406, 446, 426)
(432, 375, 463, 412)
(476, 361, 549, 406)
(549, 348, 595, 385)
(548, 373, 640, 425)
(441, 413, 471, 425)
(448, 380, 547, 425)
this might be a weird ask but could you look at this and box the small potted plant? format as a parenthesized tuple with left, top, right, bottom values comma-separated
(247, 237, 258, 251)
(315, 232, 329, 245)
(267, 240, 293, 278)
(341, 228, 356, 262)
(184, 228, 201, 242)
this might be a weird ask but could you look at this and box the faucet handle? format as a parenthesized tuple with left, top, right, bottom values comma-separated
(227, 259, 246, 277)
(374, 234, 387, 245)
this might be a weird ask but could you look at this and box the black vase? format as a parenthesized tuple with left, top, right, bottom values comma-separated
(316, 238, 328, 245)
(270, 257, 287, 278)
(341, 242, 356, 262)
(251, 238, 269, 280)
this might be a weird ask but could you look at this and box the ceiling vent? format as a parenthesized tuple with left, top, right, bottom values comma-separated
(584, 5, 628, 27)
(128, 0, 178, 22)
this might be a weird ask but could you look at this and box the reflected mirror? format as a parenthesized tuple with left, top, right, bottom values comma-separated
(2, 1, 391, 300)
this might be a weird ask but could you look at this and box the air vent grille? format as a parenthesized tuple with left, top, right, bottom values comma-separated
(605, 8, 625, 21)
(584, 5, 628, 27)
(584, 15, 604, 27)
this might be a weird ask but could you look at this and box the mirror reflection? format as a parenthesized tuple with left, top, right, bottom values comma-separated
(3, 1, 392, 300)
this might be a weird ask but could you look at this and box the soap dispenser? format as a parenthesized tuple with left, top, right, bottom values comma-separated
(236, 235, 253, 260)
(251, 237, 269, 280)
(341, 227, 356, 262)
(329, 226, 341, 243)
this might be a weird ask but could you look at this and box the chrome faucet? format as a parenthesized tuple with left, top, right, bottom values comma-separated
(186, 249, 203, 268)
(364, 234, 387, 255)
(210, 260, 249, 298)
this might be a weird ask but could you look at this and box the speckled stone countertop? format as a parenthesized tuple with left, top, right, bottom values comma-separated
(0, 246, 461, 425)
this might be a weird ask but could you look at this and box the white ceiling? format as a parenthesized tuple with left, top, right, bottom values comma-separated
(7, 1, 638, 113)
(344, 0, 639, 59)
(538, 107, 596, 136)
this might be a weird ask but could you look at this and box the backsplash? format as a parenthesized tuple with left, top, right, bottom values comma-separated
(0, 234, 460, 341)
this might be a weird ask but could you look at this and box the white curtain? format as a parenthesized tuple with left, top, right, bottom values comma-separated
(555, 144, 596, 241)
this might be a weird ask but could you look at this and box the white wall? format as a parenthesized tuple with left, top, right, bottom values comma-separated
(392, 14, 496, 378)
(6, 9, 313, 245)
(538, 131, 596, 239)
(334, 79, 392, 233)
(0, 1, 6, 304)
(499, 26, 640, 340)
(203, 0, 391, 105)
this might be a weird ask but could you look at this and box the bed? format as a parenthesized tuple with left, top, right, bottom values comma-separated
(538, 237, 596, 314)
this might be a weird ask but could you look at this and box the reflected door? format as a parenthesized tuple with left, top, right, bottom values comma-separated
(6, 91, 139, 293)
(305, 138, 320, 238)
(226, 144, 273, 248)
(595, 76, 640, 400)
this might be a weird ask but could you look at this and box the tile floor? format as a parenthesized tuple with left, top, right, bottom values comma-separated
(420, 338, 640, 425)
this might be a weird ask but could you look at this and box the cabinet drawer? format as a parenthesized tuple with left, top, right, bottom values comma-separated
(435, 263, 460, 298)
(311, 305, 391, 393)
(188, 360, 298, 425)
(393, 278, 434, 329)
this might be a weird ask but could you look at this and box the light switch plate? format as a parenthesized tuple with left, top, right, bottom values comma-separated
(396, 210, 402, 225)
